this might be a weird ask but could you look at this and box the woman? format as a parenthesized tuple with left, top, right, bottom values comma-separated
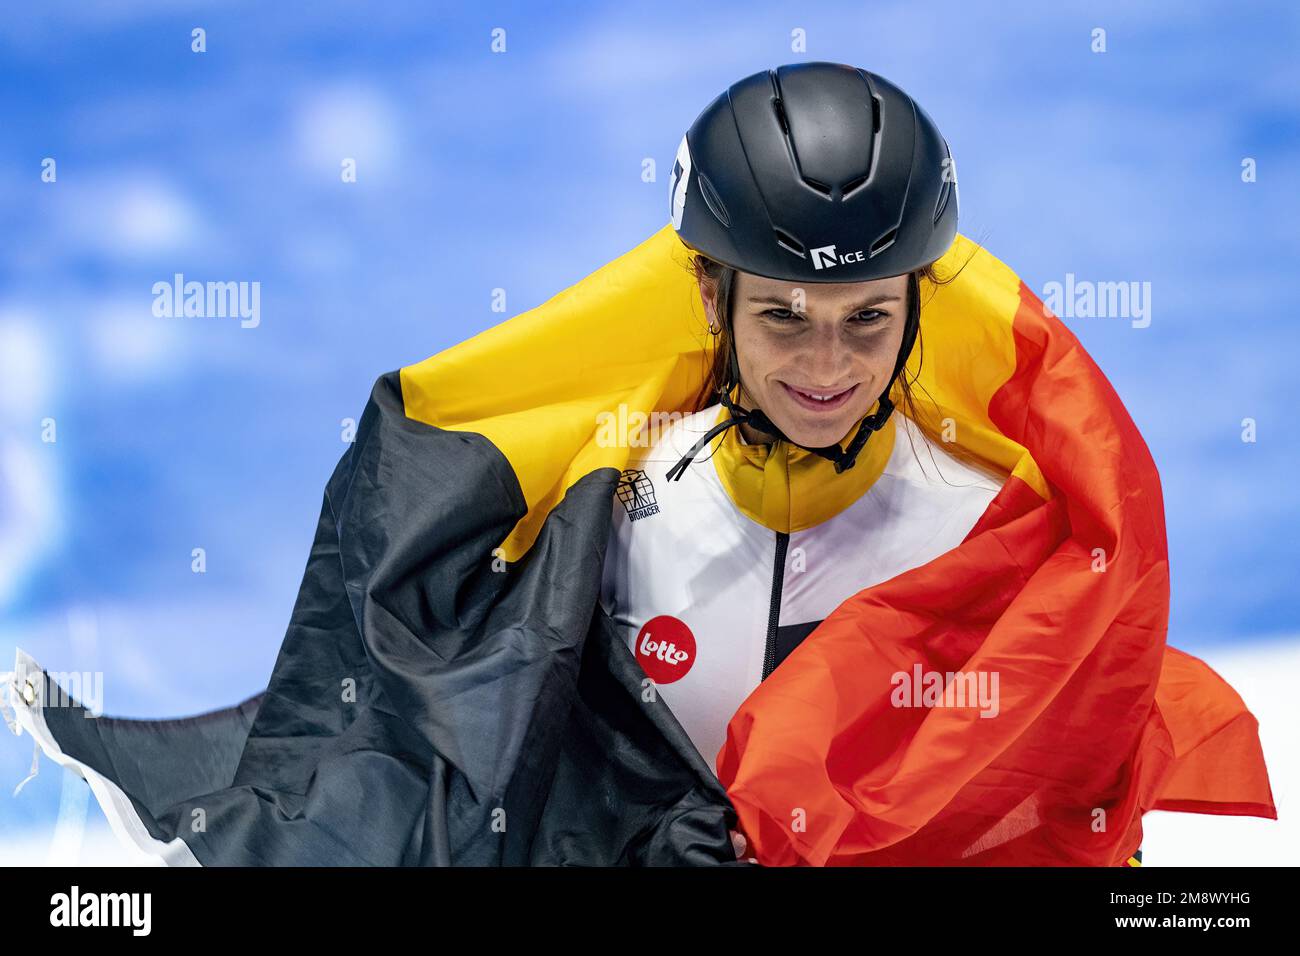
(602, 65, 980, 755)
(600, 62, 1003, 778)
(600, 62, 1165, 866)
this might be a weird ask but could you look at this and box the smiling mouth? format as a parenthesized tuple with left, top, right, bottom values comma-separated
(781, 382, 858, 411)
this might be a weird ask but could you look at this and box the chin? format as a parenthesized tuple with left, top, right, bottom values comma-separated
(773, 394, 881, 448)
(774, 413, 855, 450)
(765, 382, 877, 448)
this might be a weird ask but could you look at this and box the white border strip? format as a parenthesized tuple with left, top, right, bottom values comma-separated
(4, 647, 201, 867)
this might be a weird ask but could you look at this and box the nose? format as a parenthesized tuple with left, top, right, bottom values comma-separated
(797, 324, 855, 388)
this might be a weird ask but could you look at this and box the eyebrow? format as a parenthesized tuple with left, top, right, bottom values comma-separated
(749, 293, 902, 309)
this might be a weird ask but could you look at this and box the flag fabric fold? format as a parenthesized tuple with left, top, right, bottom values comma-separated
(3, 225, 1275, 865)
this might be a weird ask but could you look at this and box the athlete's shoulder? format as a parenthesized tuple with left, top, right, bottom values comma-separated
(883, 414, 1009, 495)
(627, 404, 725, 479)
(609, 405, 725, 528)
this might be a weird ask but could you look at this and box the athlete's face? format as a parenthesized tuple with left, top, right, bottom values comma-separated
(703, 270, 910, 449)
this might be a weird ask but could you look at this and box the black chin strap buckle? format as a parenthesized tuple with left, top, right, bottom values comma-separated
(830, 394, 895, 473)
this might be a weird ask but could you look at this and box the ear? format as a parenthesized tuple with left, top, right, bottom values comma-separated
(698, 281, 720, 330)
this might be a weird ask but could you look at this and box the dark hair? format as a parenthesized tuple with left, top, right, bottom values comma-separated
(683, 246, 987, 478)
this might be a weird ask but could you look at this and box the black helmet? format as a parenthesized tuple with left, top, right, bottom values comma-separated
(665, 61, 958, 481)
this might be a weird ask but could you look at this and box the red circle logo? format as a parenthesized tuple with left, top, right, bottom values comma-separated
(634, 615, 697, 684)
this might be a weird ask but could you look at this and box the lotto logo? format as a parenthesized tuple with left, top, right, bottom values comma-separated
(634, 615, 697, 684)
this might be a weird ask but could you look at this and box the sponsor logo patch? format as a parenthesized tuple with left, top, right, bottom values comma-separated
(634, 615, 696, 683)
(616, 468, 660, 521)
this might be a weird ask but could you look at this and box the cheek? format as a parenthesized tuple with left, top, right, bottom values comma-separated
(837, 331, 905, 390)
(741, 342, 777, 381)
(863, 324, 908, 380)
(863, 343, 898, 381)
(733, 327, 777, 385)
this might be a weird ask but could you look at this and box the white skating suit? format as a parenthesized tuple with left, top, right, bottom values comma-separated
(599, 402, 1009, 776)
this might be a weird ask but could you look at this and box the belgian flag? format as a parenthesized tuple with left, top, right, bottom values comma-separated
(5, 226, 1276, 865)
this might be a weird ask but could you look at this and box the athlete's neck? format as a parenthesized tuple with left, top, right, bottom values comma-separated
(738, 420, 776, 446)
(732, 385, 777, 446)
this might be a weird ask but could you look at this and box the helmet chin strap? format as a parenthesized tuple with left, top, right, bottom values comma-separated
(666, 313, 917, 483)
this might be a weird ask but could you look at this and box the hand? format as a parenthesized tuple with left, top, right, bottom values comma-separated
(729, 828, 758, 864)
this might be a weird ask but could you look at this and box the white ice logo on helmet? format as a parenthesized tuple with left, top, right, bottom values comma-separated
(669, 134, 692, 230)
(811, 244, 866, 270)
(811, 245, 838, 269)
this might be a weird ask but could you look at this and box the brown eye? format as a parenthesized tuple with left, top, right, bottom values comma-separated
(851, 310, 886, 325)
(762, 308, 800, 322)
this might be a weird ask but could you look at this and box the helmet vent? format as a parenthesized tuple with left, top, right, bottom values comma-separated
(773, 228, 806, 257)
(698, 172, 731, 227)
(870, 95, 882, 134)
(868, 228, 898, 257)
(933, 177, 952, 224)
(841, 173, 869, 198)
(772, 96, 790, 134)
(803, 176, 832, 197)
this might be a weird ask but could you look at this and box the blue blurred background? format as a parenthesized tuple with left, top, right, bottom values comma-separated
(1, 0, 1295, 863)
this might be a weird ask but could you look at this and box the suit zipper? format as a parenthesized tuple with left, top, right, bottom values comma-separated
(762, 530, 790, 680)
